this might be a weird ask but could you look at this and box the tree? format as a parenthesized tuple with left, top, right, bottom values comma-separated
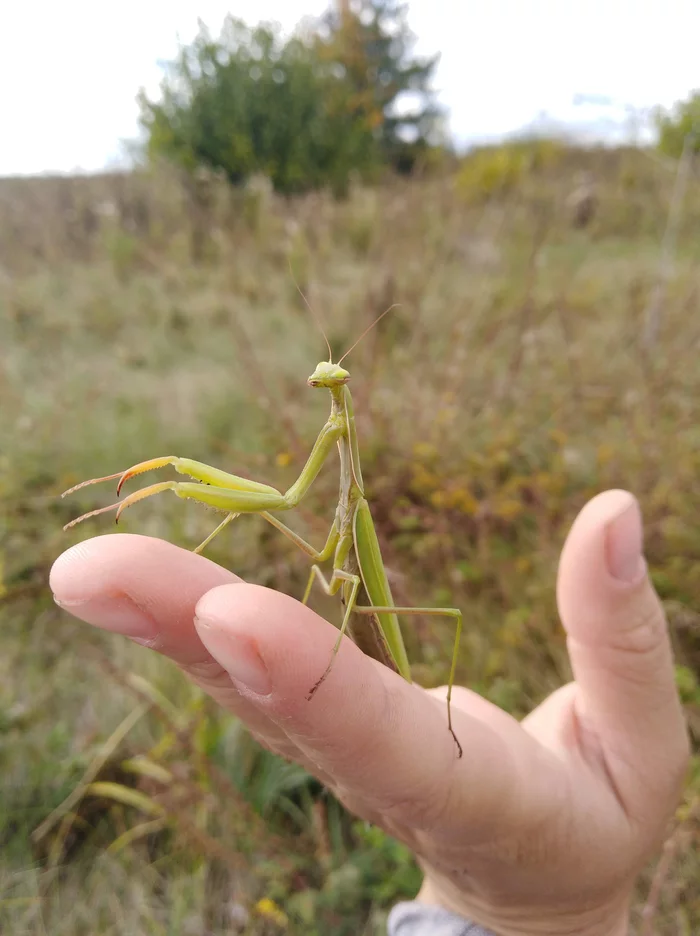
(138, 16, 381, 195)
(137, 4, 443, 192)
(655, 91, 700, 158)
(318, 0, 443, 172)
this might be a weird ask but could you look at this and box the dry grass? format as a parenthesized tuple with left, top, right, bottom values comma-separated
(1, 146, 699, 934)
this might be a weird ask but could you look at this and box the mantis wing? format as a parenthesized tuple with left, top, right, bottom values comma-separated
(352, 498, 412, 682)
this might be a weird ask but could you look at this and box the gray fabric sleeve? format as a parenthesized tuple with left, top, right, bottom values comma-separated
(387, 901, 496, 936)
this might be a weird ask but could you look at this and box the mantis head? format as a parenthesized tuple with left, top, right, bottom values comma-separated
(307, 362, 350, 388)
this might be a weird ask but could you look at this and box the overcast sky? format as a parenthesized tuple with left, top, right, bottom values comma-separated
(1, 0, 698, 176)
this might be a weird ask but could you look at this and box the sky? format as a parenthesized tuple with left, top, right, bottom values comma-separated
(1, 0, 699, 176)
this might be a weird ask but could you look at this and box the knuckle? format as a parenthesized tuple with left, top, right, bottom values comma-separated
(181, 656, 234, 688)
(251, 730, 299, 763)
(609, 596, 667, 658)
(375, 779, 453, 831)
(372, 686, 457, 831)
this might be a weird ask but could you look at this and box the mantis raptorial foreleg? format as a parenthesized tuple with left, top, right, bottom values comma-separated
(63, 480, 289, 529)
(63, 418, 344, 530)
(62, 455, 289, 529)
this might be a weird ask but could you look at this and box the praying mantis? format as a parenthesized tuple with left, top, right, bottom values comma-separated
(62, 309, 464, 758)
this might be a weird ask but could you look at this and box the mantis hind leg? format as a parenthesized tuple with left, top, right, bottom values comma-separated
(352, 603, 464, 759)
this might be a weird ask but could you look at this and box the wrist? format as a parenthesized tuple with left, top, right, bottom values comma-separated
(417, 880, 631, 936)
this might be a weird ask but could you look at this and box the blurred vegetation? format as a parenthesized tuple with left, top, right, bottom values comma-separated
(317, 0, 443, 174)
(655, 89, 700, 159)
(138, 2, 441, 197)
(456, 137, 566, 202)
(1, 138, 699, 934)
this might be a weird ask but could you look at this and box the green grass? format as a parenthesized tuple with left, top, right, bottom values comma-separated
(1, 146, 699, 933)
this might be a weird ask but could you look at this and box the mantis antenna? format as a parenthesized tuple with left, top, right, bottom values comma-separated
(338, 304, 400, 365)
(289, 261, 333, 362)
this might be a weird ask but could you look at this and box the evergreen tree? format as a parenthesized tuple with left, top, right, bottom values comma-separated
(137, 4, 443, 191)
(319, 0, 442, 171)
(138, 17, 380, 195)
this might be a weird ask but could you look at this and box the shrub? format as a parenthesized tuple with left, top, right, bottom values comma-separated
(655, 91, 700, 158)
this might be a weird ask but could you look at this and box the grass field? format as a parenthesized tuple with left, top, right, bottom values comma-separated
(1, 145, 699, 934)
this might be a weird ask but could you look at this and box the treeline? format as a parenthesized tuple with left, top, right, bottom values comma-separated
(138, 0, 443, 196)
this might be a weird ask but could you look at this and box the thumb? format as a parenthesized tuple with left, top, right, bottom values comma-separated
(557, 489, 689, 817)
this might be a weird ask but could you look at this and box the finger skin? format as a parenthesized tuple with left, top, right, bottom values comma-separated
(50, 534, 239, 665)
(49, 534, 298, 754)
(557, 490, 690, 820)
(50, 534, 550, 850)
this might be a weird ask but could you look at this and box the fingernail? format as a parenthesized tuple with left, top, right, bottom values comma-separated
(53, 595, 158, 639)
(605, 498, 646, 584)
(195, 617, 271, 695)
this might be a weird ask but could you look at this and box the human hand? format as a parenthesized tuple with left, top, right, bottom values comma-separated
(50, 489, 690, 936)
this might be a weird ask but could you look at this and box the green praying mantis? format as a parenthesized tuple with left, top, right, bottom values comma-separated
(62, 305, 464, 758)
